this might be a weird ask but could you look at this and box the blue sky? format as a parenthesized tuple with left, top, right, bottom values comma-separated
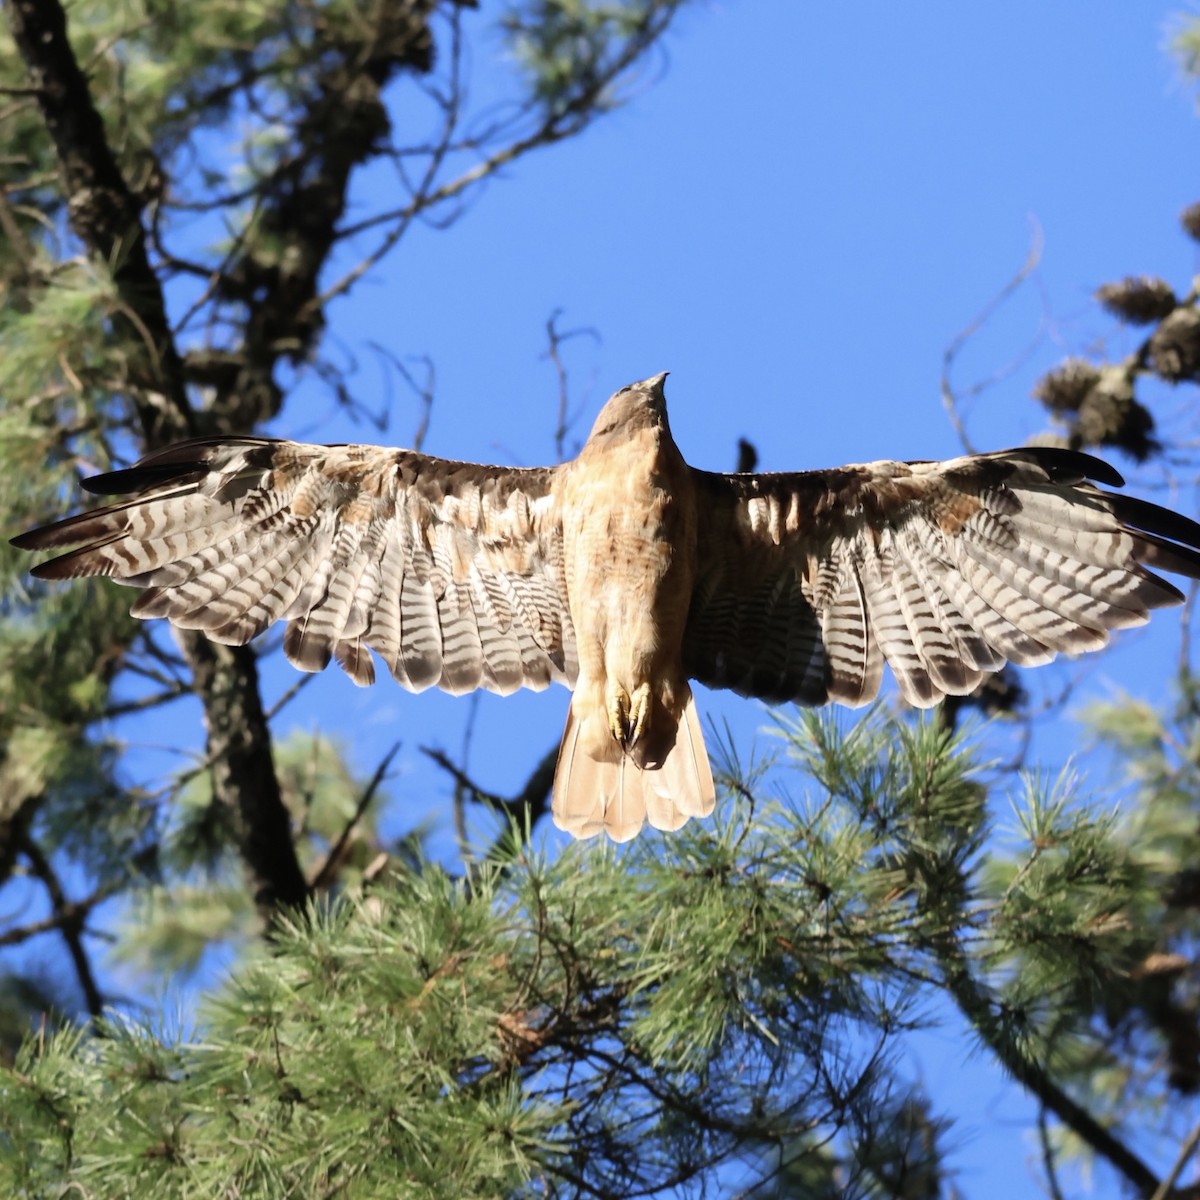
(25, 4, 1200, 1196)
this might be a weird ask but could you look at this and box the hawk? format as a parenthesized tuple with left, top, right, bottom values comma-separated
(13, 374, 1200, 840)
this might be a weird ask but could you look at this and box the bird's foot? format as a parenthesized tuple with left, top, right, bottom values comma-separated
(605, 680, 653, 751)
(604, 681, 628, 746)
(626, 682, 652, 749)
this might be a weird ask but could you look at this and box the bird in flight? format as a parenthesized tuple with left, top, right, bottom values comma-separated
(13, 374, 1200, 841)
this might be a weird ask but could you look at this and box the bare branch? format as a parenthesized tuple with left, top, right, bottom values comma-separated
(423, 744, 507, 810)
(19, 833, 104, 1018)
(940, 218, 1045, 454)
(423, 742, 557, 860)
(937, 938, 1161, 1197)
(0, 878, 121, 950)
(368, 347, 436, 450)
(102, 684, 189, 720)
(1151, 1118, 1200, 1200)
(310, 741, 402, 892)
(542, 308, 601, 461)
(1037, 1106, 1066, 1200)
(322, 6, 680, 310)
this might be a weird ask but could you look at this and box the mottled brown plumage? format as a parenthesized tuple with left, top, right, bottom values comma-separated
(13, 374, 1200, 840)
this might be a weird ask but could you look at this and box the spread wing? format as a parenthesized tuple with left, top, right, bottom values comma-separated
(684, 447, 1200, 708)
(13, 437, 576, 695)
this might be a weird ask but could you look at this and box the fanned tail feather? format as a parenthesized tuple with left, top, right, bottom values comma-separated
(552, 692, 715, 842)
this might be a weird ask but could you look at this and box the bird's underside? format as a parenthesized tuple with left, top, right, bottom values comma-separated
(13, 374, 1200, 842)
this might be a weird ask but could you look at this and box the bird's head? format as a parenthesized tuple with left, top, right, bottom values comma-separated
(585, 373, 670, 445)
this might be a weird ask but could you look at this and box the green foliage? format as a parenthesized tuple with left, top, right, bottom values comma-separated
(6, 874, 563, 1197)
(504, 0, 680, 113)
(1171, 13, 1200, 86)
(0, 724, 886, 1195)
(5, 707, 1192, 1197)
(109, 883, 257, 980)
(109, 729, 390, 980)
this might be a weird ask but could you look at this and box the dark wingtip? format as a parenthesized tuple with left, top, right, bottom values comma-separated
(80, 436, 269, 495)
(9, 528, 44, 551)
(82, 460, 209, 495)
(1022, 446, 1126, 488)
(1112, 493, 1200, 554)
(27, 558, 61, 579)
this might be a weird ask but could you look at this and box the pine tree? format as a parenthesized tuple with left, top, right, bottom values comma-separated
(3, 4, 1200, 1198)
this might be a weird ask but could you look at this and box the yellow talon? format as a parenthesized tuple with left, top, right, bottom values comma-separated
(627, 682, 652, 749)
(605, 680, 653, 750)
(606, 681, 630, 745)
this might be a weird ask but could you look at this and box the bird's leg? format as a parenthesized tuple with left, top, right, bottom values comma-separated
(605, 679, 653, 751)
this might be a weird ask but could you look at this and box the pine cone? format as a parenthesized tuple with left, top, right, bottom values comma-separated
(1033, 359, 1099, 414)
(1181, 201, 1200, 242)
(1095, 276, 1177, 325)
(1149, 307, 1200, 383)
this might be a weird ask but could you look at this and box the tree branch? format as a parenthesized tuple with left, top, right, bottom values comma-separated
(0, 878, 121, 950)
(5, 0, 191, 445)
(5, 0, 315, 923)
(542, 308, 600, 462)
(19, 833, 104, 1019)
(423, 742, 557, 863)
(937, 940, 1161, 1197)
(1151, 1118, 1200, 1200)
(310, 740, 402, 892)
(183, 635, 309, 915)
(940, 218, 1045, 455)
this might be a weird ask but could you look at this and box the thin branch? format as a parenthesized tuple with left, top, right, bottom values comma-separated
(19, 834, 104, 1018)
(370, 348, 435, 451)
(1037, 1105, 1066, 1200)
(1151, 1118, 1200, 1200)
(0, 187, 39, 270)
(102, 684, 189, 720)
(424, 743, 557, 825)
(1179, 582, 1200, 721)
(323, 8, 677, 310)
(423, 742, 558, 865)
(310, 740, 401, 891)
(937, 942, 1160, 1197)
(423, 744, 507, 808)
(451, 694, 483, 865)
(940, 217, 1045, 454)
(264, 671, 316, 721)
(166, 192, 269, 338)
(0, 879, 121, 949)
(542, 308, 601, 462)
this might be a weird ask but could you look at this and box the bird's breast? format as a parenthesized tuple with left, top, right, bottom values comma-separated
(559, 428, 697, 687)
